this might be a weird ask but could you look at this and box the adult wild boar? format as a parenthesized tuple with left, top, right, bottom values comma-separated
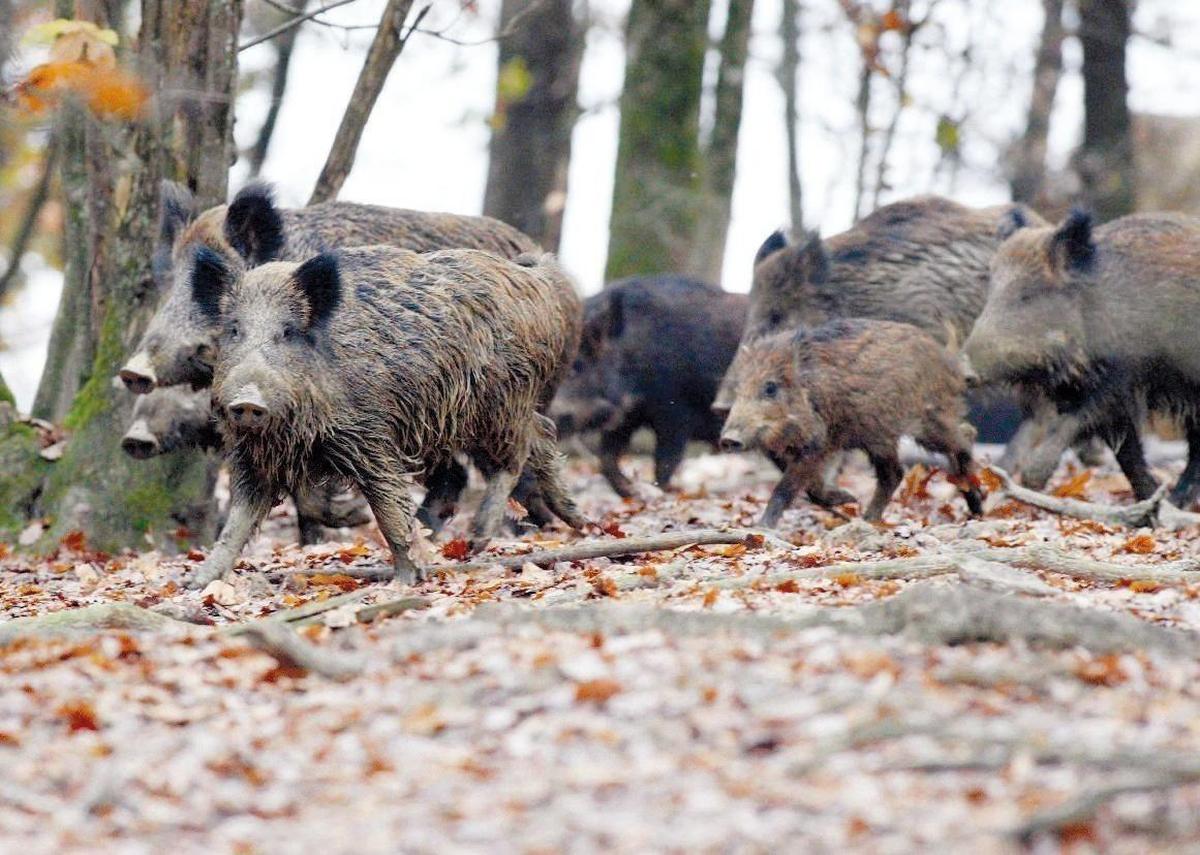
(551, 275, 748, 497)
(189, 246, 585, 588)
(720, 319, 983, 524)
(963, 210, 1200, 507)
(121, 386, 372, 544)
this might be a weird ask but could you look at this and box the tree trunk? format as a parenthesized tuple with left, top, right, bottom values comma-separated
(851, 60, 872, 221)
(1011, 0, 1064, 206)
(2, 0, 242, 551)
(482, 0, 583, 252)
(1076, 0, 1134, 220)
(691, 0, 756, 283)
(605, 0, 712, 281)
(309, 0, 417, 205)
(779, 0, 803, 231)
(248, 0, 308, 178)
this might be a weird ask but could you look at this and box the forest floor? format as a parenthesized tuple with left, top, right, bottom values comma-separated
(3, 444, 1200, 853)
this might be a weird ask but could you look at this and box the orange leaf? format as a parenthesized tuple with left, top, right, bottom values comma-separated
(833, 572, 863, 587)
(61, 529, 86, 552)
(0, 731, 20, 747)
(574, 679, 622, 704)
(776, 579, 800, 593)
(1052, 470, 1092, 499)
(441, 539, 471, 560)
(1074, 653, 1127, 686)
(338, 541, 373, 562)
(1121, 533, 1156, 555)
(306, 573, 360, 592)
(978, 468, 1003, 491)
(880, 9, 906, 31)
(1128, 579, 1161, 594)
(702, 588, 719, 608)
(601, 521, 627, 539)
(57, 699, 100, 733)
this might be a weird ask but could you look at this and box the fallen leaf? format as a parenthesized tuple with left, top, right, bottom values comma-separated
(201, 579, 242, 606)
(702, 588, 719, 608)
(441, 539, 471, 561)
(306, 573, 360, 592)
(18, 521, 45, 546)
(1121, 533, 1156, 555)
(601, 521, 627, 539)
(74, 562, 100, 584)
(575, 679, 622, 704)
(1052, 470, 1092, 499)
(57, 699, 100, 733)
(39, 440, 66, 460)
(1128, 579, 1161, 594)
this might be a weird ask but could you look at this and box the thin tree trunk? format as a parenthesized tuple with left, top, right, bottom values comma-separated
(483, 0, 583, 251)
(871, 1, 914, 210)
(779, 0, 803, 231)
(605, 0, 712, 281)
(1011, 0, 1064, 205)
(3, 0, 242, 551)
(248, 0, 308, 177)
(0, 136, 58, 303)
(309, 0, 418, 205)
(691, 0, 756, 283)
(851, 61, 872, 221)
(1076, 0, 1134, 220)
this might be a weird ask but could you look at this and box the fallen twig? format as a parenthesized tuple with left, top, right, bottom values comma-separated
(234, 621, 365, 681)
(350, 596, 429, 624)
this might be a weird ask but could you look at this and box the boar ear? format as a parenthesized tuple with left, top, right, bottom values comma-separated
(190, 246, 233, 322)
(753, 229, 789, 267)
(996, 205, 1033, 242)
(159, 180, 196, 247)
(1049, 209, 1095, 272)
(794, 231, 830, 285)
(605, 290, 626, 339)
(225, 182, 285, 265)
(293, 252, 342, 328)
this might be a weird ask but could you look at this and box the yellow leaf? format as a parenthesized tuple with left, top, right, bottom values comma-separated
(496, 57, 532, 104)
(22, 19, 119, 48)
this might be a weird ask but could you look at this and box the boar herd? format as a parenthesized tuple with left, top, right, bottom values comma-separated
(115, 181, 1200, 587)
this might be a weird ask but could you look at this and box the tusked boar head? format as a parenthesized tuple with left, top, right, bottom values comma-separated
(963, 209, 1095, 389)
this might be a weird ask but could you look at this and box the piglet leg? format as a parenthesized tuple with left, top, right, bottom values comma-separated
(761, 456, 824, 529)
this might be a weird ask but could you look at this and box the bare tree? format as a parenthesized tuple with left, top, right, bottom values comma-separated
(606, 0, 713, 281)
(1011, 0, 1065, 205)
(1076, 0, 1134, 220)
(3, 0, 243, 550)
(249, 0, 310, 177)
(309, 0, 420, 204)
(692, 0, 756, 283)
(483, 0, 584, 251)
(779, 0, 803, 231)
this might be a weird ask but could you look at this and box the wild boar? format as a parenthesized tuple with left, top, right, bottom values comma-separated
(720, 319, 983, 524)
(189, 246, 585, 588)
(963, 209, 1200, 506)
(120, 385, 372, 543)
(550, 275, 748, 497)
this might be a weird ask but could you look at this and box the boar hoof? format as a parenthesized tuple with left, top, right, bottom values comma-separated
(188, 558, 227, 590)
(392, 552, 425, 585)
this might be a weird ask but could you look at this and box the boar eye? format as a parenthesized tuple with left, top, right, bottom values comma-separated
(282, 323, 299, 341)
(767, 311, 783, 329)
(227, 322, 240, 340)
(761, 380, 780, 399)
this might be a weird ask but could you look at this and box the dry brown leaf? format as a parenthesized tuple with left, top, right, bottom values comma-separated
(575, 679, 622, 704)
(441, 539, 471, 561)
(1121, 533, 1157, 555)
(1052, 470, 1092, 499)
(57, 699, 100, 733)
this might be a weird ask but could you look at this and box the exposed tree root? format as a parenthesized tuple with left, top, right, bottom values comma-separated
(232, 621, 365, 681)
(451, 528, 790, 572)
(1012, 772, 1200, 842)
(991, 465, 1200, 530)
(0, 603, 186, 645)
(977, 543, 1200, 583)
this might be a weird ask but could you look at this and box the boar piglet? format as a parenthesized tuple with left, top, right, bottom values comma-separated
(120, 385, 372, 544)
(964, 209, 1200, 506)
(189, 245, 586, 589)
(721, 319, 983, 525)
(550, 275, 746, 497)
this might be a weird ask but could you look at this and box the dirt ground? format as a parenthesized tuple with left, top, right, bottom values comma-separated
(3, 444, 1200, 853)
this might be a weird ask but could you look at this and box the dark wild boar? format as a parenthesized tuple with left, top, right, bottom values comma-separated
(963, 209, 1200, 506)
(551, 275, 747, 497)
(189, 246, 585, 588)
(720, 319, 983, 524)
(120, 386, 372, 544)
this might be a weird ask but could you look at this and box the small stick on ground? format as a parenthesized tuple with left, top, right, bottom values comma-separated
(452, 528, 790, 573)
(1012, 773, 1200, 843)
(234, 621, 365, 681)
(990, 465, 1166, 527)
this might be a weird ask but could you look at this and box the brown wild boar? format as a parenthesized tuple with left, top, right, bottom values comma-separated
(963, 209, 1200, 507)
(720, 319, 984, 524)
(188, 246, 585, 588)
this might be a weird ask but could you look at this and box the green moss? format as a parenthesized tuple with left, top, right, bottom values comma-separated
(0, 374, 14, 407)
(0, 427, 48, 536)
(123, 479, 178, 535)
(63, 306, 124, 431)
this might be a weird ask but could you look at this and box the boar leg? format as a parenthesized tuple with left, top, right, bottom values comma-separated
(652, 422, 690, 489)
(864, 453, 904, 522)
(528, 417, 588, 530)
(471, 467, 521, 548)
(510, 468, 555, 530)
(760, 457, 823, 528)
(416, 459, 470, 535)
(1168, 424, 1200, 509)
(598, 420, 639, 498)
(1102, 417, 1159, 501)
(358, 470, 423, 584)
(190, 482, 273, 589)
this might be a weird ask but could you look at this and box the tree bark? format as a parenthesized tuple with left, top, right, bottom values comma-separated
(1010, 0, 1064, 206)
(2, 0, 243, 551)
(248, 0, 308, 178)
(691, 0, 756, 283)
(1076, 0, 1135, 220)
(0, 136, 59, 304)
(309, 0, 417, 205)
(482, 0, 583, 251)
(779, 0, 803, 231)
(605, 0, 712, 281)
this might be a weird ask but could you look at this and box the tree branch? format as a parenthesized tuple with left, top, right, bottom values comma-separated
(0, 135, 58, 303)
(239, 0, 361, 51)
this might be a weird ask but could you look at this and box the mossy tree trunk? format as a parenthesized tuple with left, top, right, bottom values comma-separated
(1, 0, 243, 552)
(691, 0, 755, 283)
(483, 0, 583, 252)
(605, 0, 712, 281)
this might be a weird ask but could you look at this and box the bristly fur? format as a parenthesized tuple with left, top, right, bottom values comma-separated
(293, 252, 341, 327)
(754, 229, 789, 267)
(159, 180, 196, 245)
(225, 182, 285, 265)
(1051, 208, 1096, 272)
(191, 246, 231, 323)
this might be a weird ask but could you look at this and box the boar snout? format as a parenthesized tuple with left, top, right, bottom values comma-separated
(121, 420, 160, 459)
(719, 432, 746, 452)
(226, 385, 270, 431)
(119, 351, 158, 394)
(958, 353, 982, 388)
